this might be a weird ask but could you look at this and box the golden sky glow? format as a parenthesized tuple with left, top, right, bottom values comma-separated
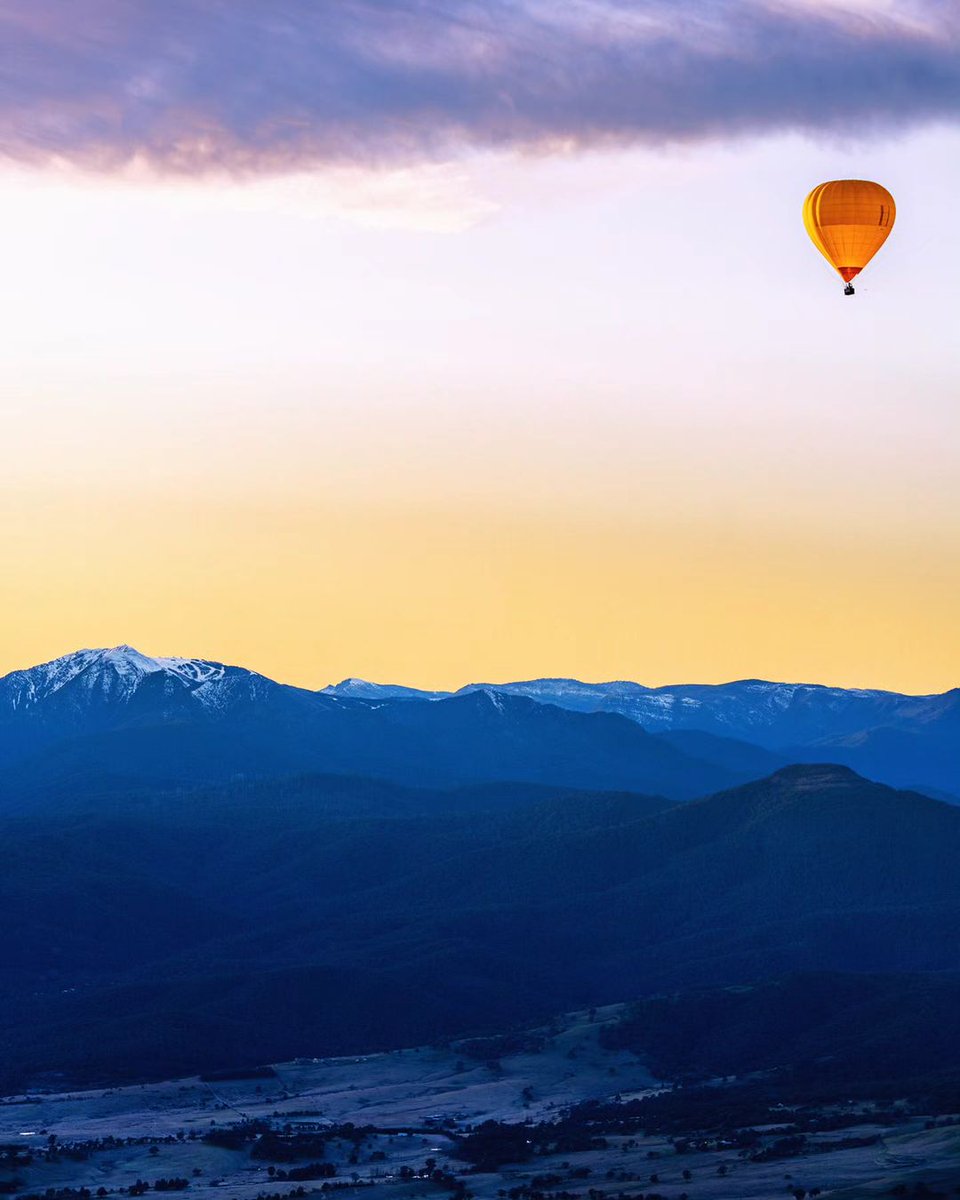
(2, 131, 958, 693)
(4, 488, 958, 693)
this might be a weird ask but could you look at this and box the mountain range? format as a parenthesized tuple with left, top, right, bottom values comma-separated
(0, 646, 956, 800)
(2, 759, 958, 1087)
(326, 674, 960, 797)
(2, 645, 958, 1089)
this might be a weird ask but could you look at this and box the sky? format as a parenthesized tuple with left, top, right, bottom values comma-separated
(1, 0, 959, 693)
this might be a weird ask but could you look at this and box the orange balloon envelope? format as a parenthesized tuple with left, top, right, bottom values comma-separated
(803, 180, 896, 289)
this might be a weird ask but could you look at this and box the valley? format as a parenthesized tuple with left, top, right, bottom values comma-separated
(4, 1007, 960, 1200)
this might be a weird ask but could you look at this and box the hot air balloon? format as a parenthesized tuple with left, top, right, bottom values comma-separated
(803, 180, 896, 295)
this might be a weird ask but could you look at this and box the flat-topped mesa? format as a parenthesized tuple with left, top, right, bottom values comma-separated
(766, 762, 863, 789)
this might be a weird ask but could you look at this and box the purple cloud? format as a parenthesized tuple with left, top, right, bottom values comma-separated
(0, 0, 958, 174)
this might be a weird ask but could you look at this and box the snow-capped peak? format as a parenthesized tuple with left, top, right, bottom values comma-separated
(107, 646, 226, 685)
(319, 678, 449, 701)
(0, 645, 228, 711)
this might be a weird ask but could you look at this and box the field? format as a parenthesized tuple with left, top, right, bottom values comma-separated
(3, 1006, 960, 1200)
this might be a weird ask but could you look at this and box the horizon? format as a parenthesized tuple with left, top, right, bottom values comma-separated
(3, 641, 955, 699)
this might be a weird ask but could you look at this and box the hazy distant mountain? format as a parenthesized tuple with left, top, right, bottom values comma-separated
(319, 677, 450, 701)
(328, 673, 960, 796)
(460, 677, 960, 756)
(456, 678, 945, 741)
(2, 648, 956, 799)
(327, 674, 945, 741)
(2, 763, 958, 1086)
(0, 647, 754, 802)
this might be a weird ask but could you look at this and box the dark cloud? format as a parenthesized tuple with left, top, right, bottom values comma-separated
(0, 0, 958, 173)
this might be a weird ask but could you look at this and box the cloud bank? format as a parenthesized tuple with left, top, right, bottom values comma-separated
(1, 0, 958, 175)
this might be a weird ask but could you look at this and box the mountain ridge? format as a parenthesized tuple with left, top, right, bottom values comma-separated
(0, 647, 758, 802)
(2, 646, 955, 796)
(1, 762, 957, 1086)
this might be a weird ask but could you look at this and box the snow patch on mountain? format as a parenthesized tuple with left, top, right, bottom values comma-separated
(441, 677, 957, 753)
(320, 678, 449, 702)
(0, 645, 231, 713)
